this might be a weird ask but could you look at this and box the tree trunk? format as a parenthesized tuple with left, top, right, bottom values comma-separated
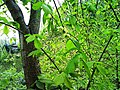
(3, 0, 45, 89)
(19, 33, 41, 89)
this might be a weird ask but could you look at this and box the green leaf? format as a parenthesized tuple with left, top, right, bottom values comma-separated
(0, 16, 8, 23)
(43, 13, 47, 24)
(69, 72, 78, 77)
(75, 24, 80, 32)
(65, 61, 75, 74)
(65, 54, 80, 74)
(26, 35, 35, 43)
(28, 50, 41, 57)
(10, 21, 20, 29)
(20, 0, 31, 5)
(71, 54, 80, 66)
(54, 72, 72, 88)
(69, 15, 76, 25)
(34, 39, 42, 49)
(64, 76, 72, 89)
(87, 3, 96, 12)
(97, 65, 106, 76)
(42, 4, 52, 15)
(3, 26, 9, 35)
(32, 2, 43, 10)
(82, 60, 91, 79)
(54, 72, 66, 86)
(70, 0, 74, 3)
(66, 39, 76, 51)
(36, 81, 45, 89)
(87, 61, 95, 69)
(70, 39, 80, 51)
(80, 52, 87, 61)
(114, 28, 120, 33)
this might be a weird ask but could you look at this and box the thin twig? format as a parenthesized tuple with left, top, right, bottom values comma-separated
(53, 0, 64, 28)
(109, 4, 120, 22)
(56, 0, 65, 13)
(0, 22, 24, 34)
(86, 35, 113, 90)
(86, 2, 120, 89)
(105, 0, 120, 22)
(86, 23, 119, 90)
(41, 48, 60, 72)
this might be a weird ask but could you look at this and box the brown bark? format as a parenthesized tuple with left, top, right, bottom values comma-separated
(20, 34, 41, 88)
(3, 0, 44, 89)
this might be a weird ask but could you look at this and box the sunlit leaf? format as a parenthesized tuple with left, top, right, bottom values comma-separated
(10, 21, 20, 29)
(54, 72, 66, 86)
(3, 26, 9, 35)
(70, 39, 80, 51)
(65, 61, 75, 74)
(75, 24, 80, 32)
(28, 50, 41, 57)
(69, 15, 76, 25)
(26, 35, 35, 43)
(64, 76, 72, 89)
(70, 0, 74, 3)
(34, 39, 42, 49)
(82, 60, 91, 79)
(97, 65, 106, 76)
(42, 4, 52, 15)
(87, 61, 95, 69)
(32, 2, 43, 10)
(80, 52, 87, 61)
(0, 16, 8, 23)
(66, 39, 76, 51)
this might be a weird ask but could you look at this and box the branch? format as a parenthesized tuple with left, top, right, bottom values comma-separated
(109, 4, 120, 22)
(105, 0, 120, 22)
(3, 0, 29, 34)
(28, 0, 41, 34)
(0, 21, 24, 34)
(86, 35, 113, 90)
(86, 2, 120, 89)
(53, 0, 64, 29)
(41, 48, 60, 73)
(86, 23, 120, 90)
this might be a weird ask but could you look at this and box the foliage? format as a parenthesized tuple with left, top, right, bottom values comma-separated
(0, 68, 26, 89)
(0, 41, 25, 89)
(0, 0, 120, 90)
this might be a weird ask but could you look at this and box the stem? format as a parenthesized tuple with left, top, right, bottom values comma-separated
(86, 2, 120, 89)
(0, 22, 24, 34)
(41, 48, 60, 72)
(53, 0, 64, 28)
(109, 4, 120, 22)
(86, 35, 113, 90)
(105, 0, 120, 22)
(98, 35, 113, 62)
